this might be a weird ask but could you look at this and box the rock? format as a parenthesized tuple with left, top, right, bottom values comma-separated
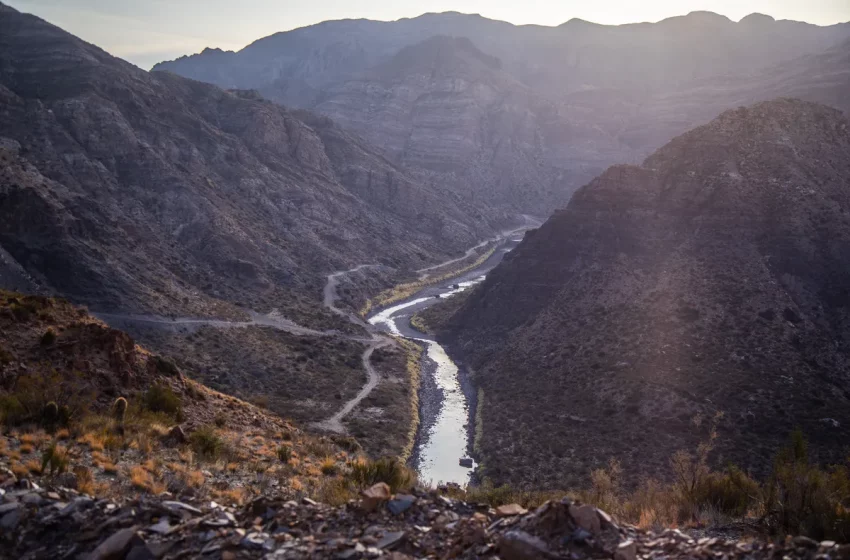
(0, 502, 19, 514)
(499, 530, 551, 560)
(376, 531, 405, 550)
(569, 504, 601, 534)
(0, 509, 21, 530)
(793, 536, 819, 549)
(126, 545, 157, 560)
(55, 471, 78, 489)
(89, 527, 140, 560)
(496, 503, 528, 517)
(387, 494, 416, 515)
(148, 518, 172, 535)
(615, 540, 637, 560)
(162, 500, 202, 515)
(361, 483, 391, 511)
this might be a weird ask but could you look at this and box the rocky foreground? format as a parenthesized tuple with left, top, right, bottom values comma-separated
(1, 475, 845, 560)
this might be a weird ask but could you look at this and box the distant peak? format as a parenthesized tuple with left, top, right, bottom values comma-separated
(559, 18, 600, 28)
(661, 11, 733, 25)
(739, 13, 776, 25)
(200, 47, 233, 56)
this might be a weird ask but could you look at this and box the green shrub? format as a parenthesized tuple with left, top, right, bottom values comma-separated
(276, 444, 292, 463)
(190, 426, 226, 461)
(0, 394, 26, 425)
(153, 356, 180, 376)
(763, 430, 850, 541)
(40, 328, 57, 346)
(143, 384, 183, 421)
(348, 456, 416, 493)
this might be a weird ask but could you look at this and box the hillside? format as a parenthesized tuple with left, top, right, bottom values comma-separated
(0, 2, 500, 323)
(446, 99, 850, 489)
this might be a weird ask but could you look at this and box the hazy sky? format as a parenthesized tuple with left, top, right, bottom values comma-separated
(7, 0, 850, 69)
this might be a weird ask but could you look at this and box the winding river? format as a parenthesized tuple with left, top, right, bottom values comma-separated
(367, 235, 525, 486)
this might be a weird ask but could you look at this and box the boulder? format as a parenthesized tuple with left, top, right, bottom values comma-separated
(360, 483, 391, 511)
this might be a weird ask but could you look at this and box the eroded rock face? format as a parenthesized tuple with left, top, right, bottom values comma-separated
(0, 4, 498, 318)
(449, 99, 850, 489)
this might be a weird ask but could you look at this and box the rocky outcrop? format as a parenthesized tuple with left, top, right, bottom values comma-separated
(447, 99, 850, 489)
(0, 3, 499, 318)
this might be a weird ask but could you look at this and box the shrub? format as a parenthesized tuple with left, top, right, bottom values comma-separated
(763, 430, 850, 541)
(190, 426, 226, 461)
(213, 413, 226, 428)
(40, 328, 57, 346)
(348, 456, 416, 493)
(143, 384, 183, 421)
(276, 444, 292, 463)
(153, 356, 180, 376)
(320, 456, 339, 476)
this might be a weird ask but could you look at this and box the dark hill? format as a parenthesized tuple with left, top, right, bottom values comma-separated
(447, 99, 850, 488)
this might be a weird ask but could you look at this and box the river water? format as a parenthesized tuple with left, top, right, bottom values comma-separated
(367, 236, 523, 486)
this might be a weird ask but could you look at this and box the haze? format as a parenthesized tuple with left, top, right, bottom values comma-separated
(6, 0, 850, 69)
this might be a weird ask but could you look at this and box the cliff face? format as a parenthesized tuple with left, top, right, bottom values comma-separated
(0, 4, 497, 318)
(448, 99, 850, 488)
(309, 36, 623, 214)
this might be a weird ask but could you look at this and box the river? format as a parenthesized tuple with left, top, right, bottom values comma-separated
(367, 234, 525, 486)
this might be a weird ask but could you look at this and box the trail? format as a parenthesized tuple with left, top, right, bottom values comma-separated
(94, 310, 327, 337)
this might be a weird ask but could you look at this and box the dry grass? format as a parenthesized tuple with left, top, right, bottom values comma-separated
(75, 466, 95, 495)
(55, 429, 70, 440)
(320, 456, 340, 476)
(25, 459, 42, 475)
(11, 461, 28, 478)
(77, 432, 105, 452)
(214, 487, 247, 506)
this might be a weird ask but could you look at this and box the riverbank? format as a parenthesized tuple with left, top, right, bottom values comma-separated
(366, 232, 528, 485)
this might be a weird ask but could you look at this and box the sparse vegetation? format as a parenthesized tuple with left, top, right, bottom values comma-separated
(189, 425, 226, 461)
(143, 383, 183, 421)
(348, 456, 416, 493)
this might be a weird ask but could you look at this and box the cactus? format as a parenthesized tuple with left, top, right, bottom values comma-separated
(112, 397, 128, 423)
(42, 401, 59, 426)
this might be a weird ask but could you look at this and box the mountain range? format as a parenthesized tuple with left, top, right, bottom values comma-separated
(154, 11, 850, 211)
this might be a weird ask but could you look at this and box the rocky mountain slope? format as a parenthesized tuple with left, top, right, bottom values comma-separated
(0, 2, 501, 321)
(154, 12, 850, 210)
(446, 99, 850, 489)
